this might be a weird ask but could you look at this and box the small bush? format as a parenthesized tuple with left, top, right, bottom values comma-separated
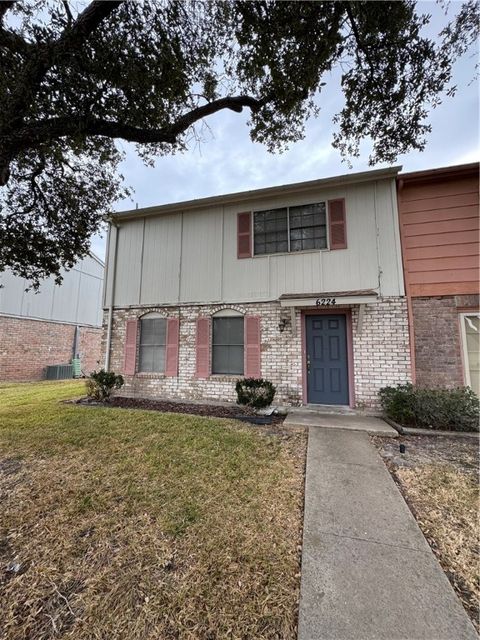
(86, 369, 124, 402)
(235, 378, 276, 409)
(379, 383, 479, 432)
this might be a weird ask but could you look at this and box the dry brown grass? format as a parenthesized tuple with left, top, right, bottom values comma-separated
(395, 464, 479, 629)
(0, 381, 306, 639)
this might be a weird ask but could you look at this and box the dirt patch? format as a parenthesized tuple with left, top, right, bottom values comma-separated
(0, 458, 22, 476)
(374, 434, 478, 473)
(374, 435, 479, 630)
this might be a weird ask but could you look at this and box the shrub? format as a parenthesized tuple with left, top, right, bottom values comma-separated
(235, 378, 276, 409)
(379, 383, 479, 432)
(86, 369, 124, 402)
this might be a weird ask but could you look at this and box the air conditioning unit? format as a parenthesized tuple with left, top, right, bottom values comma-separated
(45, 364, 74, 380)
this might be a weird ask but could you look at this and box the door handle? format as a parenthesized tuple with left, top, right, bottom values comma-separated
(307, 355, 311, 372)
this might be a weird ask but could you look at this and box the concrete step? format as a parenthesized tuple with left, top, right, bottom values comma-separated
(284, 410, 398, 436)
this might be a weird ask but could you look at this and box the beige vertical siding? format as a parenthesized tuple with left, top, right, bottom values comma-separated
(180, 207, 223, 302)
(107, 176, 405, 306)
(141, 214, 182, 304)
(114, 219, 144, 306)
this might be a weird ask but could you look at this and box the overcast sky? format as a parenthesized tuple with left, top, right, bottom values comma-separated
(90, 1, 479, 261)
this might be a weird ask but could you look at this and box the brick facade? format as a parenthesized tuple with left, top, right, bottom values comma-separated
(0, 316, 102, 381)
(412, 294, 480, 388)
(104, 296, 411, 407)
(351, 298, 411, 405)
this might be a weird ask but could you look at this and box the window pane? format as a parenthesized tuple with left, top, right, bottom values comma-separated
(229, 317, 244, 345)
(140, 318, 166, 346)
(139, 345, 154, 372)
(289, 202, 326, 252)
(213, 317, 244, 346)
(228, 346, 244, 374)
(213, 317, 229, 345)
(254, 208, 287, 255)
(212, 345, 229, 374)
(314, 236, 327, 249)
(212, 346, 244, 375)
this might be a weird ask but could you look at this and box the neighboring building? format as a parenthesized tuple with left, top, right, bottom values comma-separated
(103, 166, 411, 407)
(397, 162, 479, 396)
(0, 253, 104, 381)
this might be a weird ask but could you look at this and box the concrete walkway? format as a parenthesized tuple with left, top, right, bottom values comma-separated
(285, 408, 398, 436)
(298, 427, 478, 640)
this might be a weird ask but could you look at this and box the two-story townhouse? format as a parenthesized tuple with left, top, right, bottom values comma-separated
(397, 162, 479, 396)
(103, 166, 411, 407)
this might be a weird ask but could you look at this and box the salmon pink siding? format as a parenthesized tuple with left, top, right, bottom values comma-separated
(398, 163, 480, 389)
(398, 165, 479, 297)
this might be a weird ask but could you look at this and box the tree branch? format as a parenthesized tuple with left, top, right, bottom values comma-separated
(56, 0, 123, 46)
(62, 0, 74, 27)
(1, 1, 124, 185)
(4, 1, 124, 125)
(14, 95, 263, 149)
(345, 2, 377, 81)
(0, 26, 32, 55)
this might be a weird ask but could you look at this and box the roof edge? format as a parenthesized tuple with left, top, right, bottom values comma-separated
(398, 162, 479, 185)
(113, 165, 402, 221)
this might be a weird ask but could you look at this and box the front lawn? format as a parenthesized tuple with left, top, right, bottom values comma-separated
(0, 381, 306, 639)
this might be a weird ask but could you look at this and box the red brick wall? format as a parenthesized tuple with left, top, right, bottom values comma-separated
(412, 294, 479, 388)
(78, 326, 103, 375)
(0, 316, 102, 382)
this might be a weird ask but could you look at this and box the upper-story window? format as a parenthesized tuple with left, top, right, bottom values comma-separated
(253, 202, 327, 256)
(139, 315, 166, 372)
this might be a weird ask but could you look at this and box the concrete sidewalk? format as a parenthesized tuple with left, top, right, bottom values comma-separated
(298, 428, 478, 640)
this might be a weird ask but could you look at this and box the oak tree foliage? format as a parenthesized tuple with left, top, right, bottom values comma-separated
(0, 0, 477, 286)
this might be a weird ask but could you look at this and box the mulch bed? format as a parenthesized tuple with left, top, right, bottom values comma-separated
(111, 396, 285, 423)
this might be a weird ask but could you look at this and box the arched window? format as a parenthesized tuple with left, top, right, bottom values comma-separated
(211, 309, 244, 375)
(139, 312, 166, 373)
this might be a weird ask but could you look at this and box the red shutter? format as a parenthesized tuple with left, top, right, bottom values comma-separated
(195, 316, 210, 378)
(123, 319, 138, 375)
(237, 212, 252, 258)
(328, 198, 347, 250)
(244, 315, 261, 378)
(165, 317, 180, 376)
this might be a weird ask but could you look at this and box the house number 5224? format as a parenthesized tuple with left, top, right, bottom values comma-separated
(316, 298, 336, 306)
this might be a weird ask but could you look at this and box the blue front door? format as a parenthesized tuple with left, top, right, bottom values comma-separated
(306, 314, 349, 405)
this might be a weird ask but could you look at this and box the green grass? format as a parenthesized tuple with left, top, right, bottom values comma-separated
(0, 381, 305, 639)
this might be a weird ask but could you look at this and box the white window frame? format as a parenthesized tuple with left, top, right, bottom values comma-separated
(459, 312, 480, 388)
(252, 201, 330, 257)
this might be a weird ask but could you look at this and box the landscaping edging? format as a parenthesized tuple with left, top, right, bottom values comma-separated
(383, 417, 479, 439)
